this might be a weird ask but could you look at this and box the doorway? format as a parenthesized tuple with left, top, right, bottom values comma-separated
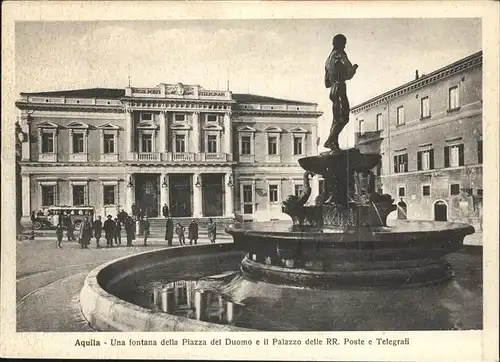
(202, 174, 224, 217)
(434, 200, 448, 221)
(169, 174, 192, 217)
(135, 174, 160, 217)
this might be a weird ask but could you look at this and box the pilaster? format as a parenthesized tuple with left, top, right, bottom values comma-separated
(223, 112, 232, 154)
(159, 111, 166, 154)
(125, 174, 135, 214)
(20, 115, 31, 161)
(225, 172, 234, 217)
(192, 112, 200, 153)
(192, 173, 202, 217)
(160, 174, 169, 211)
(21, 174, 31, 222)
(125, 109, 133, 157)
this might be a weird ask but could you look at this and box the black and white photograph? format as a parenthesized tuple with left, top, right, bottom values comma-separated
(2, 1, 499, 361)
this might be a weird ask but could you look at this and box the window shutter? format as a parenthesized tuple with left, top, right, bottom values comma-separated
(444, 146, 450, 167)
(417, 151, 422, 171)
(393, 156, 398, 173)
(429, 149, 434, 169)
(458, 144, 464, 166)
(404, 154, 408, 172)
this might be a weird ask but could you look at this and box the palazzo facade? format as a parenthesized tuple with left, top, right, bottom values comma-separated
(352, 51, 483, 231)
(16, 83, 322, 223)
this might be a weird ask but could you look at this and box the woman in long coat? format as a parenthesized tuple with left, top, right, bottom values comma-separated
(188, 220, 199, 245)
(207, 218, 217, 244)
(124, 216, 135, 247)
(79, 217, 92, 249)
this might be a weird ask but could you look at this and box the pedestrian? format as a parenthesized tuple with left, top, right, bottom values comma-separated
(207, 218, 217, 244)
(165, 216, 174, 246)
(125, 216, 135, 246)
(143, 216, 150, 246)
(93, 215, 102, 248)
(56, 223, 63, 248)
(103, 215, 115, 248)
(66, 217, 75, 242)
(114, 217, 122, 246)
(79, 217, 92, 249)
(118, 209, 128, 224)
(162, 203, 169, 218)
(175, 222, 185, 246)
(188, 220, 199, 245)
(31, 211, 36, 224)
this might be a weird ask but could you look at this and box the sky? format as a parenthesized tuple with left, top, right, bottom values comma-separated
(15, 18, 481, 149)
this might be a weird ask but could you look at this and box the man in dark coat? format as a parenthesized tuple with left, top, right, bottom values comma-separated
(165, 217, 174, 246)
(188, 220, 199, 245)
(175, 222, 186, 246)
(114, 217, 122, 246)
(124, 216, 135, 246)
(162, 203, 169, 218)
(103, 215, 115, 248)
(79, 217, 92, 249)
(142, 216, 150, 246)
(66, 216, 75, 241)
(93, 215, 103, 248)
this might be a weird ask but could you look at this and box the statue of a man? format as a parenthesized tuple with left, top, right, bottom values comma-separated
(323, 34, 358, 152)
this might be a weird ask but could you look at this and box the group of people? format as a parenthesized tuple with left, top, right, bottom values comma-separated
(52, 204, 217, 249)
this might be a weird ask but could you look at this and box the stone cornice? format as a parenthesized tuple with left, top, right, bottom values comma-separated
(15, 101, 124, 113)
(233, 109, 323, 118)
(351, 51, 482, 113)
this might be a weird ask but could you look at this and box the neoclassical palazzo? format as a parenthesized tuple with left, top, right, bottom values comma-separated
(16, 83, 322, 223)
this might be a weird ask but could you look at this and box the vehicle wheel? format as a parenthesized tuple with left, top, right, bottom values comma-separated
(33, 221, 42, 230)
(74, 221, 82, 231)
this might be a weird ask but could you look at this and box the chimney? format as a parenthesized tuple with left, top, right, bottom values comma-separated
(415, 70, 419, 80)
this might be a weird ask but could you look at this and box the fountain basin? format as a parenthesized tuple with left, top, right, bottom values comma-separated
(225, 219, 475, 287)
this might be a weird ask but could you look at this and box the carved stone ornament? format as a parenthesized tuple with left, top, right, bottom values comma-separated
(176, 83, 185, 96)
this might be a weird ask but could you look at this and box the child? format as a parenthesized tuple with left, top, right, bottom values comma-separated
(175, 223, 185, 246)
(56, 223, 63, 248)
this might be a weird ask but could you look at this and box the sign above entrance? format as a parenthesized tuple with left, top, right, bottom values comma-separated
(125, 83, 232, 101)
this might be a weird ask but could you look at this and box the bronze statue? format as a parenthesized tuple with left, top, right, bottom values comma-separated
(323, 34, 358, 152)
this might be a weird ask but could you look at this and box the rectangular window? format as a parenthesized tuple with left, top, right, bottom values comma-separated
(174, 114, 185, 122)
(103, 134, 115, 154)
(72, 133, 84, 153)
(268, 137, 278, 155)
(358, 119, 364, 134)
(206, 114, 217, 123)
(449, 86, 459, 110)
(140, 113, 153, 121)
(421, 96, 430, 118)
(397, 106, 405, 126)
(445, 144, 464, 167)
(73, 185, 85, 205)
(376, 113, 382, 131)
(207, 135, 217, 153)
(242, 185, 253, 214)
(41, 132, 54, 153)
(269, 185, 278, 203)
(450, 184, 460, 196)
(175, 135, 186, 153)
(422, 185, 431, 196)
(394, 153, 408, 173)
(103, 185, 116, 205)
(398, 187, 405, 197)
(294, 184, 303, 197)
(241, 136, 251, 155)
(141, 134, 153, 152)
(41, 185, 55, 206)
(293, 137, 303, 155)
(478, 140, 483, 164)
(417, 149, 434, 171)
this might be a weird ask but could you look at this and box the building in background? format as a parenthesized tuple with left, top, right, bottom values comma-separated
(352, 51, 482, 231)
(16, 83, 322, 225)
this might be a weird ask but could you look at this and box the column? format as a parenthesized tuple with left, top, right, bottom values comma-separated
(125, 174, 134, 214)
(21, 115, 31, 161)
(160, 174, 169, 212)
(225, 172, 234, 217)
(192, 173, 202, 217)
(311, 124, 318, 156)
(21, 174, 31, 225)
(125, 109, 133, 157)
(192, 112, 200, 153)
(159, 111, 166, 155)
(223, 112, 232, 154)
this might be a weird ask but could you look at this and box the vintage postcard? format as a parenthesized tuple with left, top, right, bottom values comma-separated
(1, 1, 499, 361)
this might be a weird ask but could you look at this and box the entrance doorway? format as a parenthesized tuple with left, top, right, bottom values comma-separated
(135, 174, 160, 217)
(202, 174, 224, 217)
(169, 174, 192, 217)
(434, 201, 448, 221)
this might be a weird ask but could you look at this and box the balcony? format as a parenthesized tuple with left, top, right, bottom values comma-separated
(134, 152, 161, 161)
(69, 153, 88, 162)
(171, 152, 195, 162)
(201, 153, 231, 162)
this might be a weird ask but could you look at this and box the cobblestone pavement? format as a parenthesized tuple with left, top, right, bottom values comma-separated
(16, 236, 231, 332)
